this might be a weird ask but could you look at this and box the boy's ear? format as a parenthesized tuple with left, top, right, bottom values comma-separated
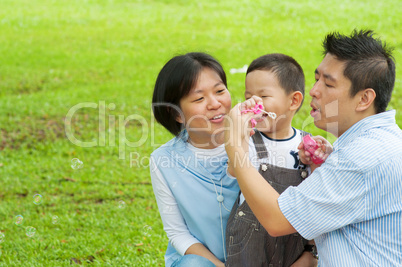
(289, 91, 303, 111)
(356, 88, 376, 112)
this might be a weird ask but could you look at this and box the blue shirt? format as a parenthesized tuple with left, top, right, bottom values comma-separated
(150, 131, 240, 266)
(278, 110, 402, 266)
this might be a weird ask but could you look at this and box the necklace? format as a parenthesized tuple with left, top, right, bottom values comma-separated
(209, 177, 230, 261)
(187, 138, 229, 261)
(210, 178, 231, 212)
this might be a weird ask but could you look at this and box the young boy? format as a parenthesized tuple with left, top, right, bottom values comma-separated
(225, 54, 318, 266)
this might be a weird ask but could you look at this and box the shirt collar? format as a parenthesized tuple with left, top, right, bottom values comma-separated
(334, 110, 396, 150)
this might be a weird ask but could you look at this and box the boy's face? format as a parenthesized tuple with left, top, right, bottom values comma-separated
(245, 70, 294, 135)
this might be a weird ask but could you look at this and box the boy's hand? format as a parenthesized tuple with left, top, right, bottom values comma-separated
(290, 251, 318, 267)
(298, 135, 333, 171)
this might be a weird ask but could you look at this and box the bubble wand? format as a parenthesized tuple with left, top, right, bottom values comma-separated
(241, 104, 277, 127)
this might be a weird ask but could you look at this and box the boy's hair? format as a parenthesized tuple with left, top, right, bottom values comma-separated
(247, 53, 305, 112)
(323, 29, 395, 113)
(152, 52, 227, 136)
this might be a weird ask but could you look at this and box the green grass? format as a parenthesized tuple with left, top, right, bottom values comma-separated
(0, 0, 401, 265)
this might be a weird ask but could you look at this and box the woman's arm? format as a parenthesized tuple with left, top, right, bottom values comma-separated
(150, 158, 223, 266)
(150, 158, 200, 254)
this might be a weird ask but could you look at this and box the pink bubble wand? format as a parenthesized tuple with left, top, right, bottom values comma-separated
(302, 135, 324, 164)
(241, 104, 277, 128)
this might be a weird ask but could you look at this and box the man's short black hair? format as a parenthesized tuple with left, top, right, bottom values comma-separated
(152, 52, 227, 136)
(323, 29, 395, 113)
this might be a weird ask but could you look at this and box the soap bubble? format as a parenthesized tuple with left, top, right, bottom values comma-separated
(52, 216, 59, 225)
(118, 200, 126, 209)
(142, 225, 152, 237)
(0, 232, 4, 243)
(229, 65, 248, 74)
(14, 215, 24, 226)
(25, 226, 36, 238)
(71, 158, 84, 170)
(33, 194, 43, 205)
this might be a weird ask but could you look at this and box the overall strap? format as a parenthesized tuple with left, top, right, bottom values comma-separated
(251, 130, 268, 159)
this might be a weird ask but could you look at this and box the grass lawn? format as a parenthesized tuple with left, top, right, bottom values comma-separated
(0, 0, 401, 265)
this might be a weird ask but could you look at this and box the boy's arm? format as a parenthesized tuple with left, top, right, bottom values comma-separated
(290, 252, 318, 267)
(290, 240, 318, 267)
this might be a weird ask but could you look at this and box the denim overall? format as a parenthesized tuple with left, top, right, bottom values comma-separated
(225, 131, 309, 267)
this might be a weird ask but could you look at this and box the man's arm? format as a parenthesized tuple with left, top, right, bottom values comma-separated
(225, 99, 296, 237)
(231, 147, 296, 237)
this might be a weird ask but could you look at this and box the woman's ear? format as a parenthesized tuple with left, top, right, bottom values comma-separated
(356, 88, 376, 112)
(289, 91, 303, 111)
(174, 109, 185, 124)
(176, 115, 183, 124)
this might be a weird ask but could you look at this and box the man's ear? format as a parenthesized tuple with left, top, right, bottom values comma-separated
(289, 91, 303, 111)
(356, 88, 376, 112)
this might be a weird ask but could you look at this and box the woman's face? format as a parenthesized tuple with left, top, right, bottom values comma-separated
(177, 67, 231, 148)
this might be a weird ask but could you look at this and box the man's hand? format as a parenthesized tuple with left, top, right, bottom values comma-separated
(298, 135, 333, 172)
(224, 96, 263, 163)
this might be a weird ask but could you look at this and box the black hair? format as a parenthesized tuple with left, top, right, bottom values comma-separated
(246, 53, 305, 112)
(152, 52, 227, 136)
(323, 29, 395, 113)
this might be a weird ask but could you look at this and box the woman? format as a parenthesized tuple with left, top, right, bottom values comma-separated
(150, 52, 238, 267)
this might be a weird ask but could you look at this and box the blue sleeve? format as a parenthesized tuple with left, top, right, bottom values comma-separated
(278, 150, 366, 240)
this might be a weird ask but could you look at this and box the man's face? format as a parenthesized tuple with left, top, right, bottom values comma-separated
(310, 53, 362, 137)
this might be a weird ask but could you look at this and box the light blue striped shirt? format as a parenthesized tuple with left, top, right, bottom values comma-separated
(278, 110, 402, 266)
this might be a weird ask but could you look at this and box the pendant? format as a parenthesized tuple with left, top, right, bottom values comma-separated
(217, 195, 224, 203)
(261, 164, 268, 172)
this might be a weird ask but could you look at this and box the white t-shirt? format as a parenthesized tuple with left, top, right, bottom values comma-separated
(240, 128, 307, 203)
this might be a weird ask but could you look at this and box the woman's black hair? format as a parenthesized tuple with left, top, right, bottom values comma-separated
(152, 52, 227, 136)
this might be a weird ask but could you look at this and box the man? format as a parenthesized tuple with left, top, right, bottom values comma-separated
(225, 29, 402, 266)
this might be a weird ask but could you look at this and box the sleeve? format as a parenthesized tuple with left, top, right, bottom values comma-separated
(150, 156, 201, 255)
(226, 168, 237, 179)
(277, 150, 366, 240)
